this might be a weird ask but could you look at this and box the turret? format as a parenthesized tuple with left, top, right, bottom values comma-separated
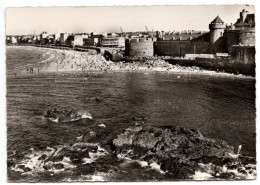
(209, 16, 225, 45)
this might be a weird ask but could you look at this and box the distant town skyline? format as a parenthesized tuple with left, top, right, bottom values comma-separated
(6, 5, 255, 35)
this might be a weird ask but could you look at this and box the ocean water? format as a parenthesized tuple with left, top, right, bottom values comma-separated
(6, 47, 256, 182)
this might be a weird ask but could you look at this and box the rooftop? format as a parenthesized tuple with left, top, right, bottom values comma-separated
(211, 16, 224, 24)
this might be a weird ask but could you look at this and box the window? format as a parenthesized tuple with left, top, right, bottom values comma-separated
(220, 32, 223, 37)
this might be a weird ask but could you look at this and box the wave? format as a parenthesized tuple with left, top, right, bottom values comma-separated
(10, 140, 108, 175)
(191, 162, 256, 180)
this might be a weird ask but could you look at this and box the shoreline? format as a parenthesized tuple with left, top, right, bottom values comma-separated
(7, 45, 254, 78)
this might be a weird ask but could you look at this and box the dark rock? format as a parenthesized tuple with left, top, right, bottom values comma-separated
(218, 172, 234, 179)
(45, 155, 64, 162)
(113, 126, 234, 160)
(53, 163, 64, 170)
(7, 159, 14, 167)
(66, 150, 90, 164)
(17, 165, 26, 170)
(238, 169, 247, 174)
(43, 164, 52, 170)
(24, 167, 32, 172)
(112, 125, 236, 177)
(45, 108, 86, 122)
(38, 154, 48, 160)
(239, 156, 256, 165)
(227, 164, 238, 170)
(95, 97, 102, 102)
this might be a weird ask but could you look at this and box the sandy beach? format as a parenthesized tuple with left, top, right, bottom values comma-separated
(9, 46, 247, 77)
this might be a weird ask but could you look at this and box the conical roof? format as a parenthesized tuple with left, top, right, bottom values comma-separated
(211, 16, 224, 24)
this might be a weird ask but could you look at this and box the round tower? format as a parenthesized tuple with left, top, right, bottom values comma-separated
(209, 16, 226, 45)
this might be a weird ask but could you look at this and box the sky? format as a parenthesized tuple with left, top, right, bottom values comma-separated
(5, 5, 255, 35)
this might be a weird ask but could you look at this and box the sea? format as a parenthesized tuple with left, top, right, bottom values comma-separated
(6, 46, 256, 182)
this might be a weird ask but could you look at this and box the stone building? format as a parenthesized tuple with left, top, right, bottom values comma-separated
(224, 9, 255, 53)
(60, 33, 70, 45)
(125, 38, 156, 57)
(154, 29, 212, 57)
(54, 33, 60, 44)
(234, 9, 255, 28)
(101, 37, 125, 47)
(83, 38, 101, 47)
(153, 9, 255, 58)
(83, 34, 102, 47)
(73, 34, 89, 46)
(11, 36, 18, 44)
(40, 31, 48, 44)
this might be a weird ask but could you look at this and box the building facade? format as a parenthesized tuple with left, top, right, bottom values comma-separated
(73, 34, 89, 46)
(60, 33, 70, 45)
(101, 37, 125, 47)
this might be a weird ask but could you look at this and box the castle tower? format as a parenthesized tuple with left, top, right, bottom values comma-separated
(209, 16, 226, 45)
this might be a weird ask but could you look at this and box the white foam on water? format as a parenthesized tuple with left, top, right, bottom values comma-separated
(117, 154, 132, 161)
(82, 157, 94, 164)
(193, 162, 257, 180)
(81, 112, 92, 119)
(11, 142, 108, 175)
(73, 142, 108, 164)
(150, 162, 165, 174)
(98, 124, 106, 128)
(193, 171, 213, 180)
(137, 160, 149, 167)
(48, 117, 59, 122)
(63, 172, 111, 182)
(12, 146, 57, 174)
(87, 175, 105, 182)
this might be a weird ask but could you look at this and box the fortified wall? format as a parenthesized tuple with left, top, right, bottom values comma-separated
(125, 38, 156, 57)
(238, 29, 255, 45)
(154, 40, 209, 57)
(225, 28, 255, 53)
(230, 45, 255, 64)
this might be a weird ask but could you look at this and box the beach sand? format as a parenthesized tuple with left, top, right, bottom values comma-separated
(10, 46, 246, 77)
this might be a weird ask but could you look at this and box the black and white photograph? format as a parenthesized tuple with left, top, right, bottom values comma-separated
(1, 1, 257, 183)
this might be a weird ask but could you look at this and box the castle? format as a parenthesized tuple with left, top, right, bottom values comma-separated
(125, 9, 255, 59)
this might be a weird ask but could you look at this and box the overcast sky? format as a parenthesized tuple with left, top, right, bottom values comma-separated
(5, 5, 255, 35)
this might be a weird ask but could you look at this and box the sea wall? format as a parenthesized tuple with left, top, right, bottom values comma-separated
(229, 45, 255, 75)
(167, 45, 255, 76)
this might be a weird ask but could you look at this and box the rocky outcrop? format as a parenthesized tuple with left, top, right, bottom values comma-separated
(112, 125, 251, 179)
(113, 126, 234, 160)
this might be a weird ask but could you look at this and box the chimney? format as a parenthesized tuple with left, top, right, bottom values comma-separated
(240, 9, 248, 23)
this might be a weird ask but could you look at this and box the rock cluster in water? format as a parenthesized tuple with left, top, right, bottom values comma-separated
(8, 123, 256, 181)
(45, 108, 92, 122)
(112, 125, 256, 180)
(11, 143, 108, 174)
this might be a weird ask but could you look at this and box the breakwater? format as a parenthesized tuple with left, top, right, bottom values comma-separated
(166, 56, 255, 76)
